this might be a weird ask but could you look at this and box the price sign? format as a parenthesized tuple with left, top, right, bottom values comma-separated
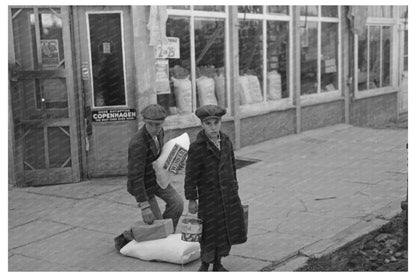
(154, 37, 180, 59)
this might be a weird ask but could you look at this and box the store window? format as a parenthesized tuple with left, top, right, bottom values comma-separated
(300, 6, 340, 96)
(161, 6, 227, 117)
(399, 6, 408, 72)
(356, 25, 393, 91)
(238, 6, 290, 108)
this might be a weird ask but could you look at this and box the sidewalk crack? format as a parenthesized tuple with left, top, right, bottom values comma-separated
(9, 226, 77, 251)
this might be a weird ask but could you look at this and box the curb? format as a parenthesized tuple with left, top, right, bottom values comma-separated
(271, 199, 404, 271)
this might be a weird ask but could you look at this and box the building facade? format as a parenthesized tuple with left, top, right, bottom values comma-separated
(8, 5, 408, 186)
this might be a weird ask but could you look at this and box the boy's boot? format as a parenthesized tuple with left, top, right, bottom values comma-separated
(213, 258, 228, 271)
(198, 262, 210, 271)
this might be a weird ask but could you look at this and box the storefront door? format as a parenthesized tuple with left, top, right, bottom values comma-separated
(73, 6, 137, 177)
(9, 7, 81, 186)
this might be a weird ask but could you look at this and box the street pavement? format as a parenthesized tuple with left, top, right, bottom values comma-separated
(8, 124, 408, 271)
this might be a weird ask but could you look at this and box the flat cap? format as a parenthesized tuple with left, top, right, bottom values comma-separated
(195, 105, 226, 122)
(141, 104, 167, 122)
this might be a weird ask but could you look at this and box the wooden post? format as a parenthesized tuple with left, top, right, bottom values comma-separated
(292, 6, 301, 134)
(228, 6, 241, 149)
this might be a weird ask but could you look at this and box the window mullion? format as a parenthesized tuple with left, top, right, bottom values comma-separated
(379, 27, 383, 86)
(263, 16, 267, 102)
(338, 6, 342, 92)
(225, 5, 231, 111)
(366, 26, 370, 90)
(190, 13, 196, 110)
(317, 21, 321, 94)
(354, 34, 358, 93)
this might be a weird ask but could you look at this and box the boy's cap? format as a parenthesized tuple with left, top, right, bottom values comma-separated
(141, 104, 167, 123)
(195, 105, 226, 122)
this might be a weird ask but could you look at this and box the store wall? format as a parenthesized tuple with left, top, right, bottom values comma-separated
(301, 100, 345, 131)
(350, 93, 398, 126)
(240, 109, 296, 147)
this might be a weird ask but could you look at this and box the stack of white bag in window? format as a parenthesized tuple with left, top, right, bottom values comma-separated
(119, 133, 201, 265)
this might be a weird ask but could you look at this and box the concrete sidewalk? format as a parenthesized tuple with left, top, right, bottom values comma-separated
(8, 124, 408, 271)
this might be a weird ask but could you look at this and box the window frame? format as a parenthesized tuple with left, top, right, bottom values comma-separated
(299, 5, 342, 103)
(237, 5, 294, 115)
(86, 10, 129, 109)
(353, 12, 398, 100)
(164, 6, 231, 129)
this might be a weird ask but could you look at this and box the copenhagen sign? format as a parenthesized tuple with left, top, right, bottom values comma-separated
(92, 109, 136, 122)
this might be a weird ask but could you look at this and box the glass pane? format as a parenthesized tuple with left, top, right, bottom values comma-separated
(357, 28, 368, 91)
(369, 26, 381, 89)
(162, 16, 192, 115)
(12, 8, 37, 70)
(48, 127, 71, 168)
(239, 20, 263, 105)
(322, 6, 338, 17)
(195, 19, 227, 108)
(300, 22, 318, 95)
(38, 8, 64, 69)
(24, 127, 45, 169)
(267, 21, 289, 99)
(321, 23, 338, 92)
(166, 6, 190, 10)
(399, 6, 408, 18)
(238, 6, 263, 14)
(367, 6, 393, 18)
(12, 8, 64, 70)
(19, 79, 68, 120)
(404, 30, 408, 71)
(267, 6, 289, 15)
(194, 6, 225, 12)
(43, 78, 68, 111)
(88, 13, 126, 107)
(300, 6, 318, 16)
(382, 26, 391, 87)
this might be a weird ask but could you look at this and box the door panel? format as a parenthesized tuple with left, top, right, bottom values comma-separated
(9, 6, 80, 186)
(74, 6, 136, 177)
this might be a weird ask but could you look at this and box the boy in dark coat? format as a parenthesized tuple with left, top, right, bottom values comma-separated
(127, 104, 184, 230)
(185, 105, 247, 271)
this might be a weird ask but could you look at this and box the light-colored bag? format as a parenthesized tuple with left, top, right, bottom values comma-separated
(247, 75, 263, 103)
(214, 73, 226, 107)
(120, 234, 201, 265)
(196, 76, 218, 106)
(267, 71, 282, 100)
(153, 133, 190, 189)
(172, 76, 192, 114)
(238, 75, 252, 105)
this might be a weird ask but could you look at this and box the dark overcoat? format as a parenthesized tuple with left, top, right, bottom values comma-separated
(185, 130, 247, 251)
(127, 126, 164, 203)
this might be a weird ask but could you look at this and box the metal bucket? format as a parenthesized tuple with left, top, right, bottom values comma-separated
(181, 217, 203, 242)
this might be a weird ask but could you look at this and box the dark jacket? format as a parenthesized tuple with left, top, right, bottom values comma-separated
(185, 130, 247, 246)
(127, 126, 164, 203)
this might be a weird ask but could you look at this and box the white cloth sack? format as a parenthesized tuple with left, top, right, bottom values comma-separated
(153, 133, 190, 189)
(196, 76, 218, 106)
(120, 234, 201, 265)
(214, 73, 226, 107)
(267, 71, 282, 100)
(247, 75, 263, 103)
(172, 77, 192, 114)
(238, 75, 252, 105)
